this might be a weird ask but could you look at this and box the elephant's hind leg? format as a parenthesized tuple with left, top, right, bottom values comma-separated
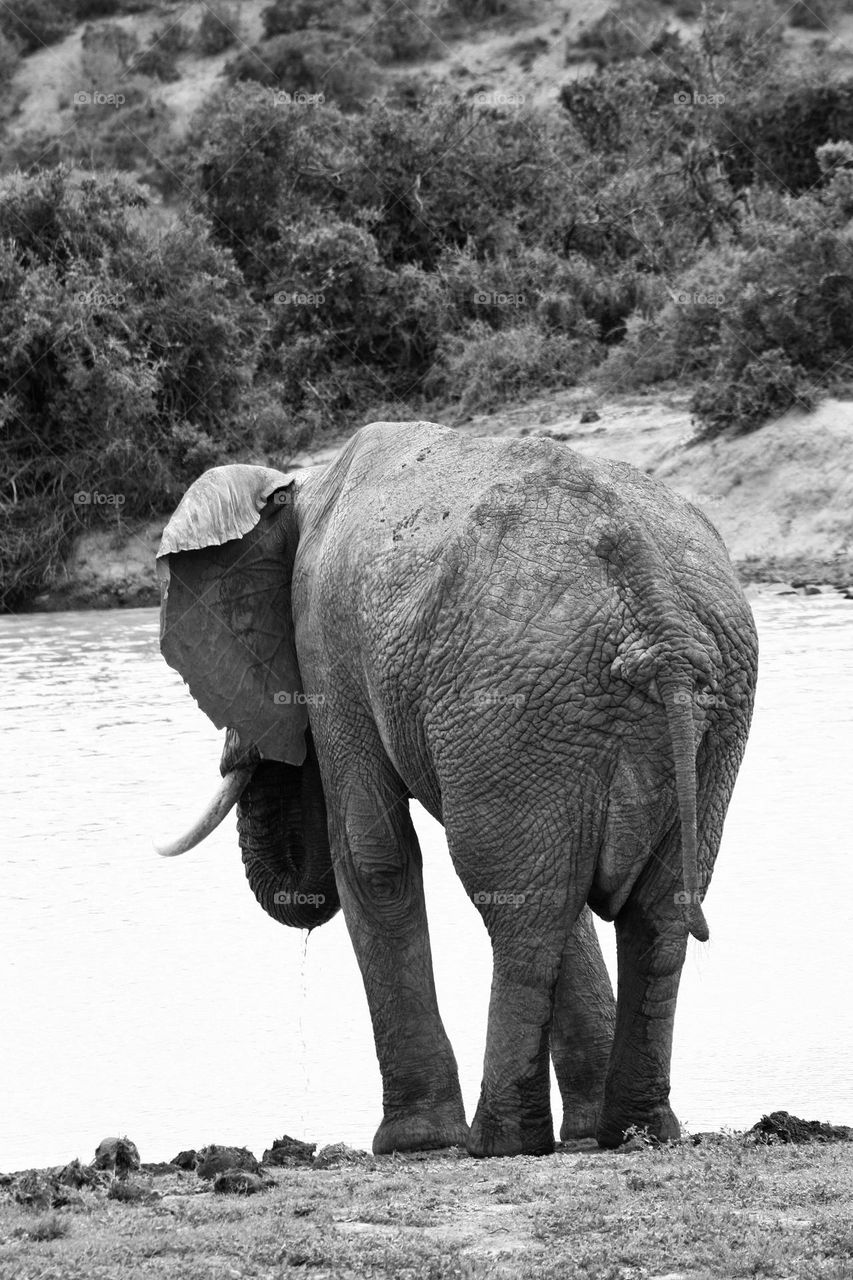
(446, 818, 590, 1158)
(596, 852, 687, 1148)
(321, 731, 468, 1155)
(551, 906, 616, 1141)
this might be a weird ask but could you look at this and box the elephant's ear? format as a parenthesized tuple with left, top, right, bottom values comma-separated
(157, 464, 308, 766)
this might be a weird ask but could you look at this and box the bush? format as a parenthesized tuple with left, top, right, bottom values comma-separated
(73, 0, 151, 13)
(787, 0, 832, 27)
(266, 219, 447, 408)
(431, 319, 602, 413)
(718, 79, 853, 194)
(692, 350, 815, 436)
(366, 3, 443, 63)
(196, 3, 244, 55)
(0, 168, 266, 609)
(262, 0, 340, 35)
(71, 94, 175, 177)
(0, 30, 21, 85)
(570, 2, 677, 69)
(74, 0, 124, 16)
(0, 0, 72, 54)
(79, 19, 140, 74)
(225, 32, 379, 110)
(178, 84, 348, 277)
(130, 21, 190, 81)
(439, 0, 526, 19)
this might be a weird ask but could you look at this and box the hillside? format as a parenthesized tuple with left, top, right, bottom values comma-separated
(5, 0, 853, 610)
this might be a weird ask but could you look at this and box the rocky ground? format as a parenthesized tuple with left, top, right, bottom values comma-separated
(27, 388, 853, 613)
(1, 1117, 851, 1279)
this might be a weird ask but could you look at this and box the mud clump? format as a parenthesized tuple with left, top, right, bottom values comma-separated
(262, 1135, 316, 1167)
(170, 1149, 198, 1171)
(749, 1111, 853, 1144)
(93, 1137, 140, 1177)
(196, 1145, 260, 1180)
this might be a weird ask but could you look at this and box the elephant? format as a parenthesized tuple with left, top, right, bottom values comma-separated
(156, 419, 757, 1157)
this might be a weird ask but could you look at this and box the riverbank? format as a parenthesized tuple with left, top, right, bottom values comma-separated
(2, 1130, 851, 1279)
(26, 390, 853, 612)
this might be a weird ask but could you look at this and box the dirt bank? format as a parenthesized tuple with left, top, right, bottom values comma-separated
(28, 391, 853, 611)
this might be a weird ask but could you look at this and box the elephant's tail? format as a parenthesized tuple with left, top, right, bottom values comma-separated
(658, 674, 708, 942)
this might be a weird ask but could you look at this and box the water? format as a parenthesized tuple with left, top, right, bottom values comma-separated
(1, 598, 851, 1170)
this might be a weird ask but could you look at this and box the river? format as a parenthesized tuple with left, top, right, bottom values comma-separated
(1, 596, 851, 1170)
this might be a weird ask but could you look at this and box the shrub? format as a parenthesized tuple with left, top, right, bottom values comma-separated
(717, 80, 853, 194)
(261, 0, 347, 36)
(178, 84, 348, 277)
(570, 3, 678, 69)
(0, 168, 266, 610)
(225, 32, 379, 110)
(0, 30, 21, 85)
(691, 350, 815, 436)
(74, 0, 151, 13)
(439, 0, 526, 19)
(0, 0, 72, 54)
(130, 20, 190, 81)
(196, 3, 244, 55)
(431, 319, 602, 414)
(366, 3, 444, 63)
(336, 96, 581, 269)
(71, 95, 175, 178)
(80, 20, 140, 75)
(74, 0, 124, 16)
(787, 0, 831, 28)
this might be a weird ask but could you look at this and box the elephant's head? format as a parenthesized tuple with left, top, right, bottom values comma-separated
(156, 464, 339, 930)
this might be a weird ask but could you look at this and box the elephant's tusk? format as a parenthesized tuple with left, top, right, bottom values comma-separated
(154, 767, 254, 857)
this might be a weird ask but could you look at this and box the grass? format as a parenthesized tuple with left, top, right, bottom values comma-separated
(1, 1137, 851, 1278)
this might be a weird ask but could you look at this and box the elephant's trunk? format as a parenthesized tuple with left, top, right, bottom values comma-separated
(660, 676, 709, 942)
(236, 733, 340, 929)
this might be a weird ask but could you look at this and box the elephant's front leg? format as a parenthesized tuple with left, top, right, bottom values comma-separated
(330, 777, 468, 1155)
(596, 888, 687, 1148)
(551, 906, 616, 1141)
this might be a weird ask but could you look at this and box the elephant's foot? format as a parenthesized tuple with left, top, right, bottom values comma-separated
(372, 1098, 469, 1155)
(596, 1101, 682, 1149)
(559, 1101, 603, 1142)
(466, 1099, 554, 1158)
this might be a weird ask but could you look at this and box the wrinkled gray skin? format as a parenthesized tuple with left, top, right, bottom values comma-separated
(158, 421, 757, 1157)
